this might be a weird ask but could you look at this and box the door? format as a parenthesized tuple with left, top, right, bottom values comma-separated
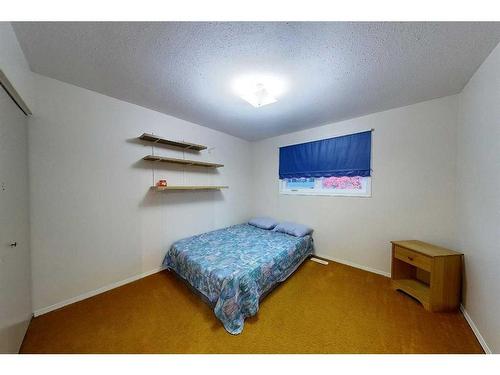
(0, 82, 31, 353)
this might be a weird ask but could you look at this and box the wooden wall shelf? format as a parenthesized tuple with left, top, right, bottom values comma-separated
(153, 186, 228, 191)
(139, 133, 207, 151)
(143, 155, 223, 168)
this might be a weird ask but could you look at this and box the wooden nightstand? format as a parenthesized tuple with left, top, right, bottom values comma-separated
(391, 240, 463, 312)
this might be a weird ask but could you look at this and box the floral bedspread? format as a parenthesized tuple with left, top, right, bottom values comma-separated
(163, 224, 313, 334)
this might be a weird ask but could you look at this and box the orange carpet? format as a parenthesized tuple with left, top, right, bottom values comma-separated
(20, 260, 483, 353)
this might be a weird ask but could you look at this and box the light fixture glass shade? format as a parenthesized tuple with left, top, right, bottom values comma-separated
(241, 83, 277, 107)
(232, 75, 286, 108)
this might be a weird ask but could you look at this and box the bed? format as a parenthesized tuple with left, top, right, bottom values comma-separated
(163, 223, 314, 334)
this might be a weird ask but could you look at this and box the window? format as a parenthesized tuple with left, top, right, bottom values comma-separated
(278, 131, 372, 197)
(280, 176, 371, 196)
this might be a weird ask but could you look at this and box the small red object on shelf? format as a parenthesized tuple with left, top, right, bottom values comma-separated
(156, 179, 167, 187)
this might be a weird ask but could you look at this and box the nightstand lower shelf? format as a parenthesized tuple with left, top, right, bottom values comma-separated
(392, 278, 430, 309)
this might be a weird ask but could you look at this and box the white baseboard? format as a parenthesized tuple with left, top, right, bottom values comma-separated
(460, 304, 492, 354)
(33, 266, 166, 317)
(315, 253, 391, 278)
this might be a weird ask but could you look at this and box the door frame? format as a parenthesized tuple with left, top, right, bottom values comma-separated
(0, 69, 32, 116)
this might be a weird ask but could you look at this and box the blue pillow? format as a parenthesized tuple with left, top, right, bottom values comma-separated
(248, 217, 278, 230)
(274, 221, 313, 237)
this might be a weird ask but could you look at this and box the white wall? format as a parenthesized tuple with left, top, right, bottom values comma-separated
(456, 43, 500, 354)
(251, 96, 459, 275)
(29, 74, 252, 313)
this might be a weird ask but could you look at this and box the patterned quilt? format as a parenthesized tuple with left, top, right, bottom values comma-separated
(163, 224, 314, 334)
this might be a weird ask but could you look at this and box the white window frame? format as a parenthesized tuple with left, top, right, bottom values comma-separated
(279, 176, 372, 197)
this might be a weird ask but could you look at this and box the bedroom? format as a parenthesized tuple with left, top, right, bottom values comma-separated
(1, 0, 499, 372)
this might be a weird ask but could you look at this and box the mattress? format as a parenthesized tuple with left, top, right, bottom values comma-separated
(163, 223, 313, 334)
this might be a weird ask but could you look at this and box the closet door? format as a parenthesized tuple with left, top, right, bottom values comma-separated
(0, 83, 31, 353)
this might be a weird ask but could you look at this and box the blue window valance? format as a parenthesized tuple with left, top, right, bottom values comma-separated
(279, 130, 372, 179)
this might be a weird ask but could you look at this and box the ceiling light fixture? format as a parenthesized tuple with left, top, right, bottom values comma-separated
(232, 74, 286, 108)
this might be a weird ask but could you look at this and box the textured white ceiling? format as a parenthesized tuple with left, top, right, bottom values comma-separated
(12, 22, 500, 140)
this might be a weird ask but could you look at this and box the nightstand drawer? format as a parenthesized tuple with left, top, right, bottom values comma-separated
(394, 246, 432, 272)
